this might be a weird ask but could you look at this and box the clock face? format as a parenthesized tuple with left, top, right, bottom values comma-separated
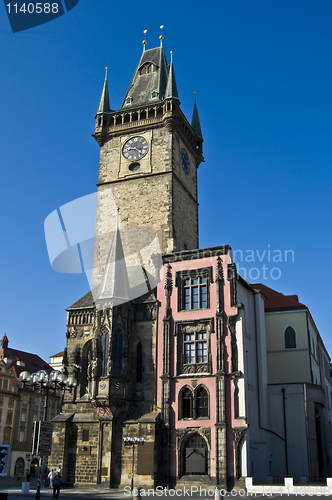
(181, 148, 190, 174)
(122, 136, 148, 161)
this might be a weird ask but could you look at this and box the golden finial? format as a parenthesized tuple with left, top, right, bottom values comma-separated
(142, 29, 147, 51)
(159, 25, 164, 46)
(194, 91, 197, 103)
(170, 51, 173, 64)
(105, 67, 108, 79)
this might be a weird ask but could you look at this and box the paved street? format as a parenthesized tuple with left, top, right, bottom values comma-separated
(1, 478, 331, 500)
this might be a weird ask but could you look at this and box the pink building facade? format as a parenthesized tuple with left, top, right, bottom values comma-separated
(156, 246, 267, 487)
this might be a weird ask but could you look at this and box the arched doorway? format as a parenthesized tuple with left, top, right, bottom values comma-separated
(184, 433, 208, 475)
(14, 458, 24, 477)
(31, 458, 39, 477)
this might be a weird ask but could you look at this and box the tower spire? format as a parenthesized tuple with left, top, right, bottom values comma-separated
(95, 209, 130, 307)
(191, 92, 203, 139)
(159, 25, 164, 47)
(96, 67, 111, 115)
(142, 29, 147, 52)
(165, 51, 179, 100)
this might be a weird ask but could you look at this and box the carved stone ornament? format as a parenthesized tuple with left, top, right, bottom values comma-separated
(182, 363, 209, 374)
(165, 263, 173, 294)
(234, 427, 247, 450)
(176, 318, 214, 336)
(199, 427, 211, 446)
(227, 263, 237, 307)
(216, 256, 224, 282)
(176, 427, 211, 450)
(91, 399, 109, 408)
(228, 316, 238, 373)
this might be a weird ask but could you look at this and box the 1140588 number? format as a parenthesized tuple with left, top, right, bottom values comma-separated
(6, 3, 59, 13)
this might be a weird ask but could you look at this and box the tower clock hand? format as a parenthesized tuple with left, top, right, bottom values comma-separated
(128, 147, 142, 153)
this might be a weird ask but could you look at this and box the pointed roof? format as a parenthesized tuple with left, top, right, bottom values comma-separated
(66, 291, 94, 310)
(121, 46, 171, 109)
(96, 212, 130, 305)
(191, 95, 203, 138)
(96, 69, 111, 115)
(165, 53, 178, 99)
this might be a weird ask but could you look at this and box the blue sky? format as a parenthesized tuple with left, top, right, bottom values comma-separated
(1, 0, 331, 363)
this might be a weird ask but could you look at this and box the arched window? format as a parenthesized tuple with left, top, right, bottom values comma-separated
(284, 326, 297, 349)
(182, 388, 193, 419)
(196, 386, 209, 418)
(14, 458, 24, 477)
(136, 342, 143, 383)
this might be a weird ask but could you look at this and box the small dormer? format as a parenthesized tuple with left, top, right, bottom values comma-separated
(139, 62, 156, 75)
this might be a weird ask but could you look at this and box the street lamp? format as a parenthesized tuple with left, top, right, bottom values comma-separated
(19, 369, 77, 421)
(123, 436, 145, 493)
(25, 453, 31, 481)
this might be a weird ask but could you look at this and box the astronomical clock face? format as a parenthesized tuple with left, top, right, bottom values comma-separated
(122, 136, 148, 161)
(181, 148, 190, 174)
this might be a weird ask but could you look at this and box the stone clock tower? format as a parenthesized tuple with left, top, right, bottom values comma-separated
(93, 42, 204, 276)
(48, 40, 204, 489)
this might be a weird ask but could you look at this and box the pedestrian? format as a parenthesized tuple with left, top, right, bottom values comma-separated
(53, 472, 62, 499)
(44, 470, 48, 486)
(48, 469, 55, 488)
(57, 465, 62, 476)
(17, 471, 21, 481)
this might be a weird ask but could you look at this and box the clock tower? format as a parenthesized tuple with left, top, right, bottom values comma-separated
(93, 41, 204, 284)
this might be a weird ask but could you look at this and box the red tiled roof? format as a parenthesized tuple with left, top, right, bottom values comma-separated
(250, 283, 306, 310)
(50, 351, 64, 358)
(0, 347, 52, 382)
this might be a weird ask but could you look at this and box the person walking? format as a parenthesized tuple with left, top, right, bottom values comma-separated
(48, 469, 55, 489)
(53, 472, 62, 499)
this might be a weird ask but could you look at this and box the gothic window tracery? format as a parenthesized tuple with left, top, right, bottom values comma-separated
(196, 386, 209, 418)
(181, 387, 193, 419)
(179, 385, 209, 419)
